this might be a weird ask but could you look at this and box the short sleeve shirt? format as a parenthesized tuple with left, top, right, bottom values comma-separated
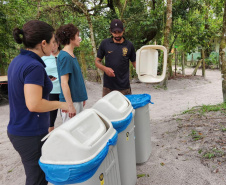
(97, 38, 136, 90)
(57, 50, 88, 102)
(7, 49, 53, 136)
(42, 55, 61, 94)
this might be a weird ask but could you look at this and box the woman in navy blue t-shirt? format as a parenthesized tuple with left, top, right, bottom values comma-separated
(7, 20, 68, 185)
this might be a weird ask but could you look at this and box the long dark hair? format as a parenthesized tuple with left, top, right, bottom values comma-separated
(13, 20, 54, 49)
(56, 24, 79, 46)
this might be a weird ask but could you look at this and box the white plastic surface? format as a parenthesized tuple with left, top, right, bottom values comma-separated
(92, 91, 133, 122)
(116, 110, 137, 185)
(39, 109, 116, 165)
(75, 145, 121, 185)
(134, 104, 151, 164)
(139, 48, 158, 77)
(136, 45, 167, 83)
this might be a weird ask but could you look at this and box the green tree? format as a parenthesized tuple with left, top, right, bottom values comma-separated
(220, 0, 226, 102)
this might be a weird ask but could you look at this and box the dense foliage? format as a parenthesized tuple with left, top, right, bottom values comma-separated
(0, 0, 225, 76)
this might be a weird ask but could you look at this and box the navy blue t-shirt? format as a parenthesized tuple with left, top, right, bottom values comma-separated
(7, 50, 53, 136)
(57, 50, 88, 102)
(97, 38, 136, 90)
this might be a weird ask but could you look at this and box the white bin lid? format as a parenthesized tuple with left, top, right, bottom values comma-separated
(39, 109, 116, 165)
(92, 91, 133, 122)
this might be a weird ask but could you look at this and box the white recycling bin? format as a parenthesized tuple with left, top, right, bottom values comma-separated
(39, 109, 121, 185)
(92, 91, 137, 185)
(136, 45, 167, 83)
(126, 94, 153, 164)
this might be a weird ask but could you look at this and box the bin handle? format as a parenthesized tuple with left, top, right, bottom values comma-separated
(149, 100, 154, 104)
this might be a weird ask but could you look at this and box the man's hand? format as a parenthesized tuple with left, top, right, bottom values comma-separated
(104, 67, 115, 77)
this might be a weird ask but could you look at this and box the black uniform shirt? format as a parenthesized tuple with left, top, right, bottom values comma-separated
(97, 37, 136, 90)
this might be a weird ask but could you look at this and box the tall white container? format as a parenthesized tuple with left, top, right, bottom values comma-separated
(136, 45, 167, 83)
(39, 109, 121, 185)
(92, 91, 137, 185)
(126, 94, 153, 164)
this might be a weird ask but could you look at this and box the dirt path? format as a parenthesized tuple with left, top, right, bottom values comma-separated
(0, 68, 224, 185)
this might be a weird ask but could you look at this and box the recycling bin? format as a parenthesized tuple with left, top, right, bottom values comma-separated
(39, 109, 121, 185)
(92, 91, 137, 185)
(136, 45, 167, 83)
(125, 94, 153, 164)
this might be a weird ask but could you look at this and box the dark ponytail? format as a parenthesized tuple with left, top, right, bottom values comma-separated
(13, 28, 24, 44)
(13, 20, 54, 49)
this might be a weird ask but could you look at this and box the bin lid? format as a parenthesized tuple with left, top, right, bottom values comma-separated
(125, 94, 153, 109)
(92, 91, 133, 122)
(39, 109, 116, 165)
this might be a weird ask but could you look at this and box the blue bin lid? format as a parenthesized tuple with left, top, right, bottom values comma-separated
(125, 94, 154, 109)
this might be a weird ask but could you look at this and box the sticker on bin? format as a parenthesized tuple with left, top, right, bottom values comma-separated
(125, 94, 154, 109)
(38, 109, 118, 184)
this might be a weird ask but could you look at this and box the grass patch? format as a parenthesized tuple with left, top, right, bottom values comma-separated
(182, 103, 226, 115)
(137, 174, 150, 178)
(182, 107, 196, 114)
(203, 152, 215, 159)
(199, 103, 226, 114)
(202, 148, 225, 159)
(189, 130, 203, 141)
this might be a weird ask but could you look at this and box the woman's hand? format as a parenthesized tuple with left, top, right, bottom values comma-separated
(60, 102, 69, 113)
(68, 104, 76, 118)
(83, 101, 86, 107)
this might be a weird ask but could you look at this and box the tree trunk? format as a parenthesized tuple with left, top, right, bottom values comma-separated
(182, 52, 185, 76)
(37, 0, 41, 19)
(80, 51, 87, 78)
(192, 59, 202, 76)
(201, 49, 205, 77)
(72, 0, 103, 83)
(220, 0, 226, 102)
(162, 0, 172, 88)
(120, 0, 128, 19)
(168, 54, 173, 77)
(218, 46, 221, 70)
(86, 16, 104, 83)
(168, 35, 177, 77)
(175, 48, 177, 76)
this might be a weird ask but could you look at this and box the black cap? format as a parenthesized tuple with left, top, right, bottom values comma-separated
(110, 19, 123, 32)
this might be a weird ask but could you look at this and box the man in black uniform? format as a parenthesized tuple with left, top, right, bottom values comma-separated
(95, 19, 136, 96)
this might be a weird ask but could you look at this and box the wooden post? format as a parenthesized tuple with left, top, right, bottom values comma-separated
(218, 47, 221, 70)
(80, 51, 87, 78)
(192, 59, 202, 76)
(202, 49, 205, 77)
(182, 52, 185, 76)
(175, 48, 177, 76)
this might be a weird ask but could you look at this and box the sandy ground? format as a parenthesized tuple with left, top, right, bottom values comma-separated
(0, 68, 225, 185)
